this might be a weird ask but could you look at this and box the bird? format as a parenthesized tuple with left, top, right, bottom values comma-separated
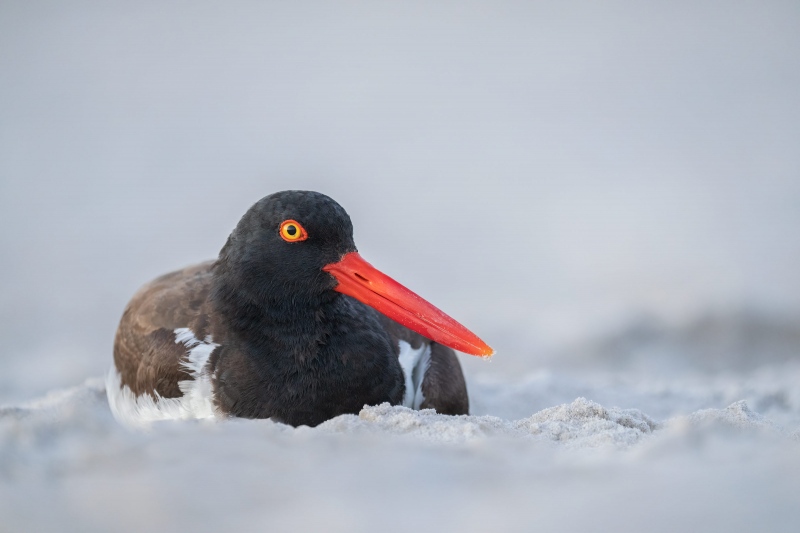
(107, 190, 493, 428)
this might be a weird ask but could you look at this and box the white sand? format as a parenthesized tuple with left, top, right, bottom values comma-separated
(2, 365, 799, 533)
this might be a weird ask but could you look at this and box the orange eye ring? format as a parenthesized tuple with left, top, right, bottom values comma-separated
(279, 219, 308, 242)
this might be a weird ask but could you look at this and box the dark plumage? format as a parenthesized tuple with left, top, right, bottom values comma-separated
(112, 190, 481, 427)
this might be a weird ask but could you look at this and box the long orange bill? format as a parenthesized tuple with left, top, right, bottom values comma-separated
(323, 252, 494, 357)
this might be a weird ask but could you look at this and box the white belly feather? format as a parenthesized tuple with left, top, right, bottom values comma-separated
(397, 340, 431, 410)
(106, 328, 220, 429)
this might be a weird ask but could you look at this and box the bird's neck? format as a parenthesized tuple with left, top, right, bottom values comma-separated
(210, 267, 337, 361)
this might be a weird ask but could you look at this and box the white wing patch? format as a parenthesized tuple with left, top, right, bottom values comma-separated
(106, 328, 220, 429)
(397, 340, 431, 410)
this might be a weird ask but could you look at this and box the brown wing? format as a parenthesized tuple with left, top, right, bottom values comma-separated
(112, 261, 216, 398)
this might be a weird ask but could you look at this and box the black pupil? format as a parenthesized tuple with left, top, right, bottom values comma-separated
(287, 225, 297, 236)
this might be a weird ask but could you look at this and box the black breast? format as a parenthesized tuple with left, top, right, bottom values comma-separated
(210, 295, 405, 427)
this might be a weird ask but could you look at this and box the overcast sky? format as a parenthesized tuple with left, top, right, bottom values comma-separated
(1, 0, 799, 400)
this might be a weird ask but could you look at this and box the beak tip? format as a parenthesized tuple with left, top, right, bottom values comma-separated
(469, 344, 495, 358)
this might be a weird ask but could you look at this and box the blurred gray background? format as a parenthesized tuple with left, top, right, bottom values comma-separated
(1, 0, 799, 403)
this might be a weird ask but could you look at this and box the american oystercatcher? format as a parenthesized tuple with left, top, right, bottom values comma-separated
(107, 190, 492, 427)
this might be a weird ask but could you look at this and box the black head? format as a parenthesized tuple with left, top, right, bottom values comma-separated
(213, 191, 357, 306)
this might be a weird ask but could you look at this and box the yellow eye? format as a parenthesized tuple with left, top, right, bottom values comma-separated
(279, 219, 308, 242)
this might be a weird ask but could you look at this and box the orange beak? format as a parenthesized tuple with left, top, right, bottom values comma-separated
(323, 252, 494, 357)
